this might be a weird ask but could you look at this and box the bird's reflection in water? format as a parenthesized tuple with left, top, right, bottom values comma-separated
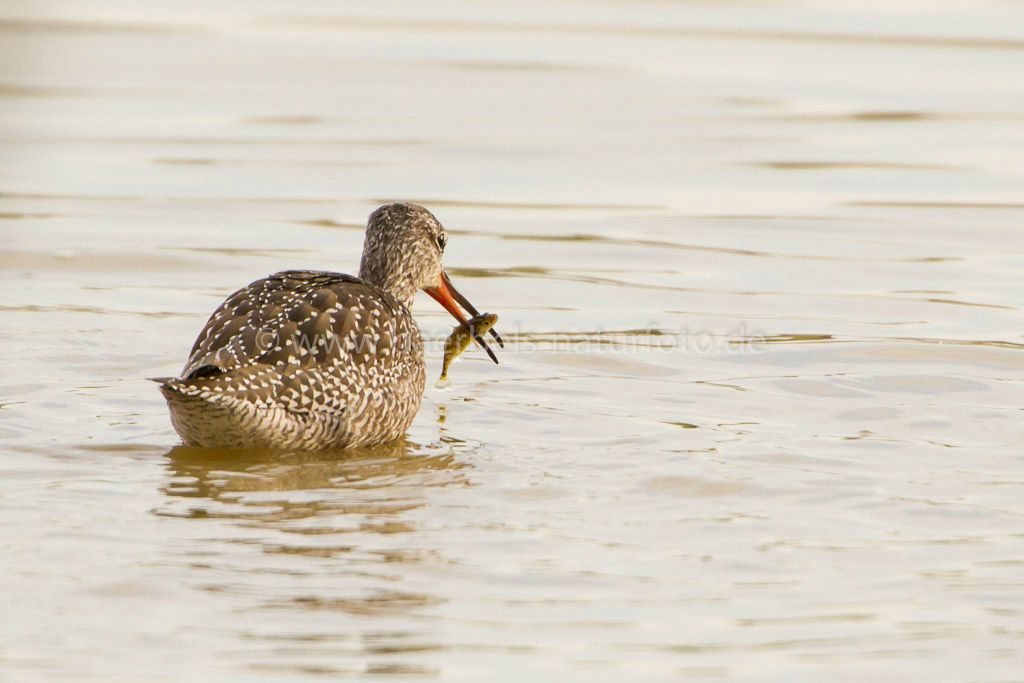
(157, 438, 472, 677)
(161, 438, 469, 521)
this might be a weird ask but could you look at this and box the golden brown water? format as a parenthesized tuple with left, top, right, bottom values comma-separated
(2, 1, 1024, 679)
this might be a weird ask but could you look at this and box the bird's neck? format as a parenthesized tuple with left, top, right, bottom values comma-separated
(359, 261, 418, 308)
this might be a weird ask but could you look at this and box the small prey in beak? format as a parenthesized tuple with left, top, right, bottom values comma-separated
(425, 271, 501, 364)
(439, 313, 499, 381)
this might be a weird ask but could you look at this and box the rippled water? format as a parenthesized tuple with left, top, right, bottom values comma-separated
(3, 0, 1024, 679)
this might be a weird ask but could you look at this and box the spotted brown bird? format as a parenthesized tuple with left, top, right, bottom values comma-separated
(156, 203, 502, 449)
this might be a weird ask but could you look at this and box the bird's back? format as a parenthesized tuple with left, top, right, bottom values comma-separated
(159, 270, 425, 449)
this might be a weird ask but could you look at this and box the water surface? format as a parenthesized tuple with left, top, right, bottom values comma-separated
(2, 0, 1024, 680)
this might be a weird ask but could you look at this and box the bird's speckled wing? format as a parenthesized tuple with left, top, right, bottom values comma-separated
(177, 270, 421, 414)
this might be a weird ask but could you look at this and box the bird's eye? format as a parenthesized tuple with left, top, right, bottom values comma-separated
(436, 234, 447, 252)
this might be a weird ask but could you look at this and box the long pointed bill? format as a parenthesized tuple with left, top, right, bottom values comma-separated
(425, 273, 499, 364)
(441, 271, 503, 347)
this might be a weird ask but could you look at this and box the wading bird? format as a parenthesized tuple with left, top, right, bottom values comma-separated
(155, 203, 501, 449)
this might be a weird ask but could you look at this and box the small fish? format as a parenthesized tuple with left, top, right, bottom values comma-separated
(439, 313, 499, 381)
